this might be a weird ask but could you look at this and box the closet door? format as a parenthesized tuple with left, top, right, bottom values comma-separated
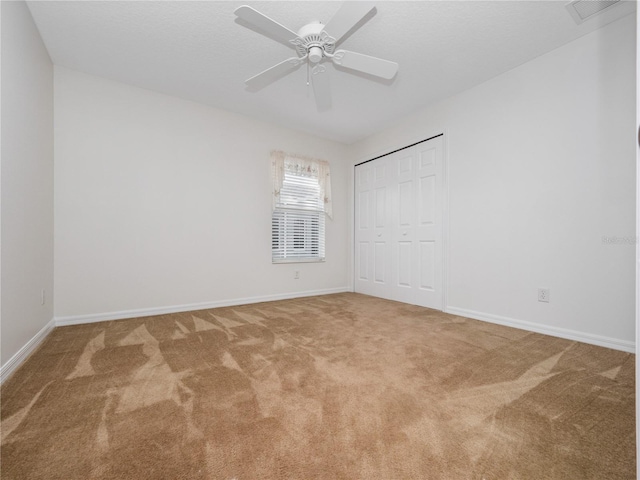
(389, 147, 416, 305)
(354, 156, 393, 300)
(354, 136, 443, 310)
(414, 138, 443, 309)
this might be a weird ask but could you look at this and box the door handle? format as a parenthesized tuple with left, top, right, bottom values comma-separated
(402, 231, 407, 236)
(377, 233, 382, 237)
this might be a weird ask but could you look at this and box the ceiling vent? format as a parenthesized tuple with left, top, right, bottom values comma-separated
(566, 0, 622, 24)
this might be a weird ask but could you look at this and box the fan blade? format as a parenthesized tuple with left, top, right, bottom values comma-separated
(234, 6, 299, 45)
(332, 50, 398, 80)
(245, 57, 304, 92)
(312, 66, 331, 111)
(323, 2, 375, 45)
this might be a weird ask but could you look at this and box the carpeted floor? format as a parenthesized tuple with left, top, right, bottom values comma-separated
(1, 293, 635, 479)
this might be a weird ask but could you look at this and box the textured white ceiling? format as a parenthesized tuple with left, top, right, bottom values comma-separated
(27, 0, 635, 144)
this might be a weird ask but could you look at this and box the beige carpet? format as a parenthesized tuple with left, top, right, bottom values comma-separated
(1, 293, 635, 479)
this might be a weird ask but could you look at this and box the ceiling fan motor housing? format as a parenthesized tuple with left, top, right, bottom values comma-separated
(292, 22, 336, 62)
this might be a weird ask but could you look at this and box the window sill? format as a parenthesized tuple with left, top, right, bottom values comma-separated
(272, 258, 325, 264)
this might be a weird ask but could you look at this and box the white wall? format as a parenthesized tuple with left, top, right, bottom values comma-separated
(54, 67, 350, 321)
(1, 2, 55, 368)
(351, 14, 637, 350)
(635, 5, 639, 477)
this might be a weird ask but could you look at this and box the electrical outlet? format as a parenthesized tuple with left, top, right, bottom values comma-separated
(538, 288, 550, 303)
(41, 289, 46, 305)
(294, 271, 300, 280)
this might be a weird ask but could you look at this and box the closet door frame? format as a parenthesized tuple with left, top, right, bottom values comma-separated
(352, 131, 449, 311)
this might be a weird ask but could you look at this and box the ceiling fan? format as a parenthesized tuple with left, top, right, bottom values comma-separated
(234, 2, 399, 110)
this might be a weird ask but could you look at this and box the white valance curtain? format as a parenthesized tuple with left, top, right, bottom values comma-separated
(271, 150, 333, 219)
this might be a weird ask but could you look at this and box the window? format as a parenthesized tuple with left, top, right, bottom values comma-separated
(271, 151, 332, 263)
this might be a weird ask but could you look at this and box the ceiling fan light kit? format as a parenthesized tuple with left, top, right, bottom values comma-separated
(234, 2, 399, 110)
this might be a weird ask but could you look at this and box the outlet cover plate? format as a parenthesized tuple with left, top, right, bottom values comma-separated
(538, 288, 550, 303)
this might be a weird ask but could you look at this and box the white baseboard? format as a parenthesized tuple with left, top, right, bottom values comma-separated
(1, 318, 56, 385)
(445, 306, 635, 353)
(54, 287, 351, 327)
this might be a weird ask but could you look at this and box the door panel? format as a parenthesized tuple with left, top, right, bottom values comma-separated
(419, 175, 436, 225)
(358, 191, 369, 229)
(420, 147, 435, 168)
(398, 180, 413, 226)
(374, 241, 387, 283)
(419, 240, 435, 290)
(375, 187, 386, 228)
(398, 241, 412, 287)
(358, 242, 368, 280)
(398, 153, 413, 175)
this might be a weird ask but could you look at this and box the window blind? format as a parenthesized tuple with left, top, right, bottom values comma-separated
(272, 165, 326, 262)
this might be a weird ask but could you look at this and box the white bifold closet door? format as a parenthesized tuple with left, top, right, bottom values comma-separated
(355, 135, 443, 309)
